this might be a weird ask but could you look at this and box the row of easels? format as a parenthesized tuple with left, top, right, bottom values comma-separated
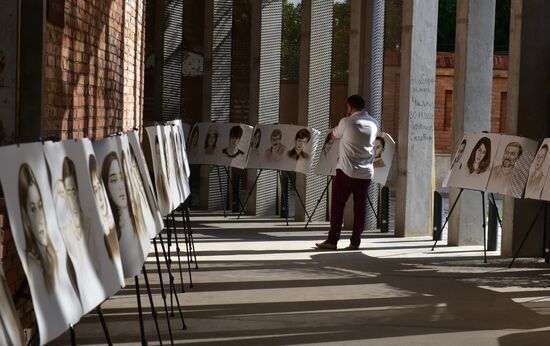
(67, 200, 196, 346)
(216, 166, 383, 230)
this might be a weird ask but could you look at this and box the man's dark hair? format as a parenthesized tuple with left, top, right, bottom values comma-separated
(229, 125, 243, 139)
(506, 142, 523, 158)
(347, 94, 365, 110)
(295, 128, 311, 142)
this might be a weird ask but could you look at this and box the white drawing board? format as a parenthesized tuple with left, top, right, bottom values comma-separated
(161, 125, 184, 207)
(187, 122, 254, 169)
(44, 140, 119, 314)
(144, 126, 173, 216)
(82, 140, 126, 287)
(169, 119, 191, 179)
(442, 136, 468, 188)
(372, 132, 396, 186)
(526, 139, 550, 200)
(246, 124, 320, 174)
(92, 136, 148, 278)
(0, 143, 82, 344)
(446, 133, 500, 192)
(169, 123, 191, 201)
(314, 132, 340, 176)
(486, 135, 537, 198)
(127, 131, 164, 236)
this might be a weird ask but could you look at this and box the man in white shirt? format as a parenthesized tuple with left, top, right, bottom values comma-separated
(316, 95, 378, 250)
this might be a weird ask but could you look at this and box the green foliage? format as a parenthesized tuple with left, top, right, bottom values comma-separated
(332, 1, 350, 81)
(279, 0, 510, 81)
(437, 0, 510, 53)
(385, 0, 402, 51)
(494, 0, 510, 53)
(281, 0, 301, 80)
(437, 0, 457, 52)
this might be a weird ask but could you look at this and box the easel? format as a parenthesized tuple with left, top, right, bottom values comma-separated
(509, 126, 550, 267)
(152, 237, 175, 343)
(135, 275, 147, 346)
(166, 199, 197, 291)
(181, 199, 198, 270)
(304, 176, 332, 229)
(431, 188, 489, 263)
(237, 168, 264, 219)
(164, 212, 186, 296)
(212, 165, 246, 217)
(156, 233, 187, 329)
(142, 265, 164, 345)
(13, 279, 116, 346)
(509, 201, 549, 267)
(214, 165, 228, 217)
(236, 168, 312, 224)
(488, 192, 503, 250)
(65, 304, 117, 346)
(277, 170, 310, 226)
(135, 265, 173, 346)
(304, 176, 380, 230)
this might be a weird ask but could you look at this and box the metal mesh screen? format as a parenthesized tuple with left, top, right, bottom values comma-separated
(208, 0, 233, 210)
(161, 0, 183, 121)
(256, 0, 283, 215)
(211, 0, 233, 119)
(366, 0, 385, 230)
(304, 0, 333, 221)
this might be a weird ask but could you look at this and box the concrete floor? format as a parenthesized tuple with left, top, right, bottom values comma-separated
(51, 213, 550, 345)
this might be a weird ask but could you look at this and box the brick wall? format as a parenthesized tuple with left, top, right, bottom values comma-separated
(1, 0, 147, 341)
(381, 51, 509, 153)
(43, 0, 145, 140)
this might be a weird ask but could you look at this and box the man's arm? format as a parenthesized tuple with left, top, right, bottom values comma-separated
(332, 117, 346, 139)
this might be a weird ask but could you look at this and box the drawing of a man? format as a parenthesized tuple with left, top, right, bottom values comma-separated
(288, 128, 311, 160)
(265, 129, 286, 162)
(487, 142, 523, 193)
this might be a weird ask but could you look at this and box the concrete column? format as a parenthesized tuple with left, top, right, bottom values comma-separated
(295, 0, 333, 222)
(246, 0, 282, 216)
(502, 0, 550, 257)
(395, 0, 438, 237)
(448, 0, 495, 245)
(344, 0, 384, 230)
(0, 0, 18, 145)
(201, 0, 232, 210)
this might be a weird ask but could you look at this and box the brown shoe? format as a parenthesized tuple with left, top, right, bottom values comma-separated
(315, 241, 337, 250)
(343, 245, 359, 250)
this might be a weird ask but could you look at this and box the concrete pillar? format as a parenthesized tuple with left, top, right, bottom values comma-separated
(395, 0, 438, 237)
(344, 0, 385, 230)
(295, 0, 333, 222)
(201, 0, 232, 210)
(448, 0, 495, 245)
(246, 0, 283, 216)
(502, 0, 550, 257)
(0, 0, 18, 145)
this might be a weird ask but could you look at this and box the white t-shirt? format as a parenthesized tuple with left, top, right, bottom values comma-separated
(333, 110, 379, 179)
